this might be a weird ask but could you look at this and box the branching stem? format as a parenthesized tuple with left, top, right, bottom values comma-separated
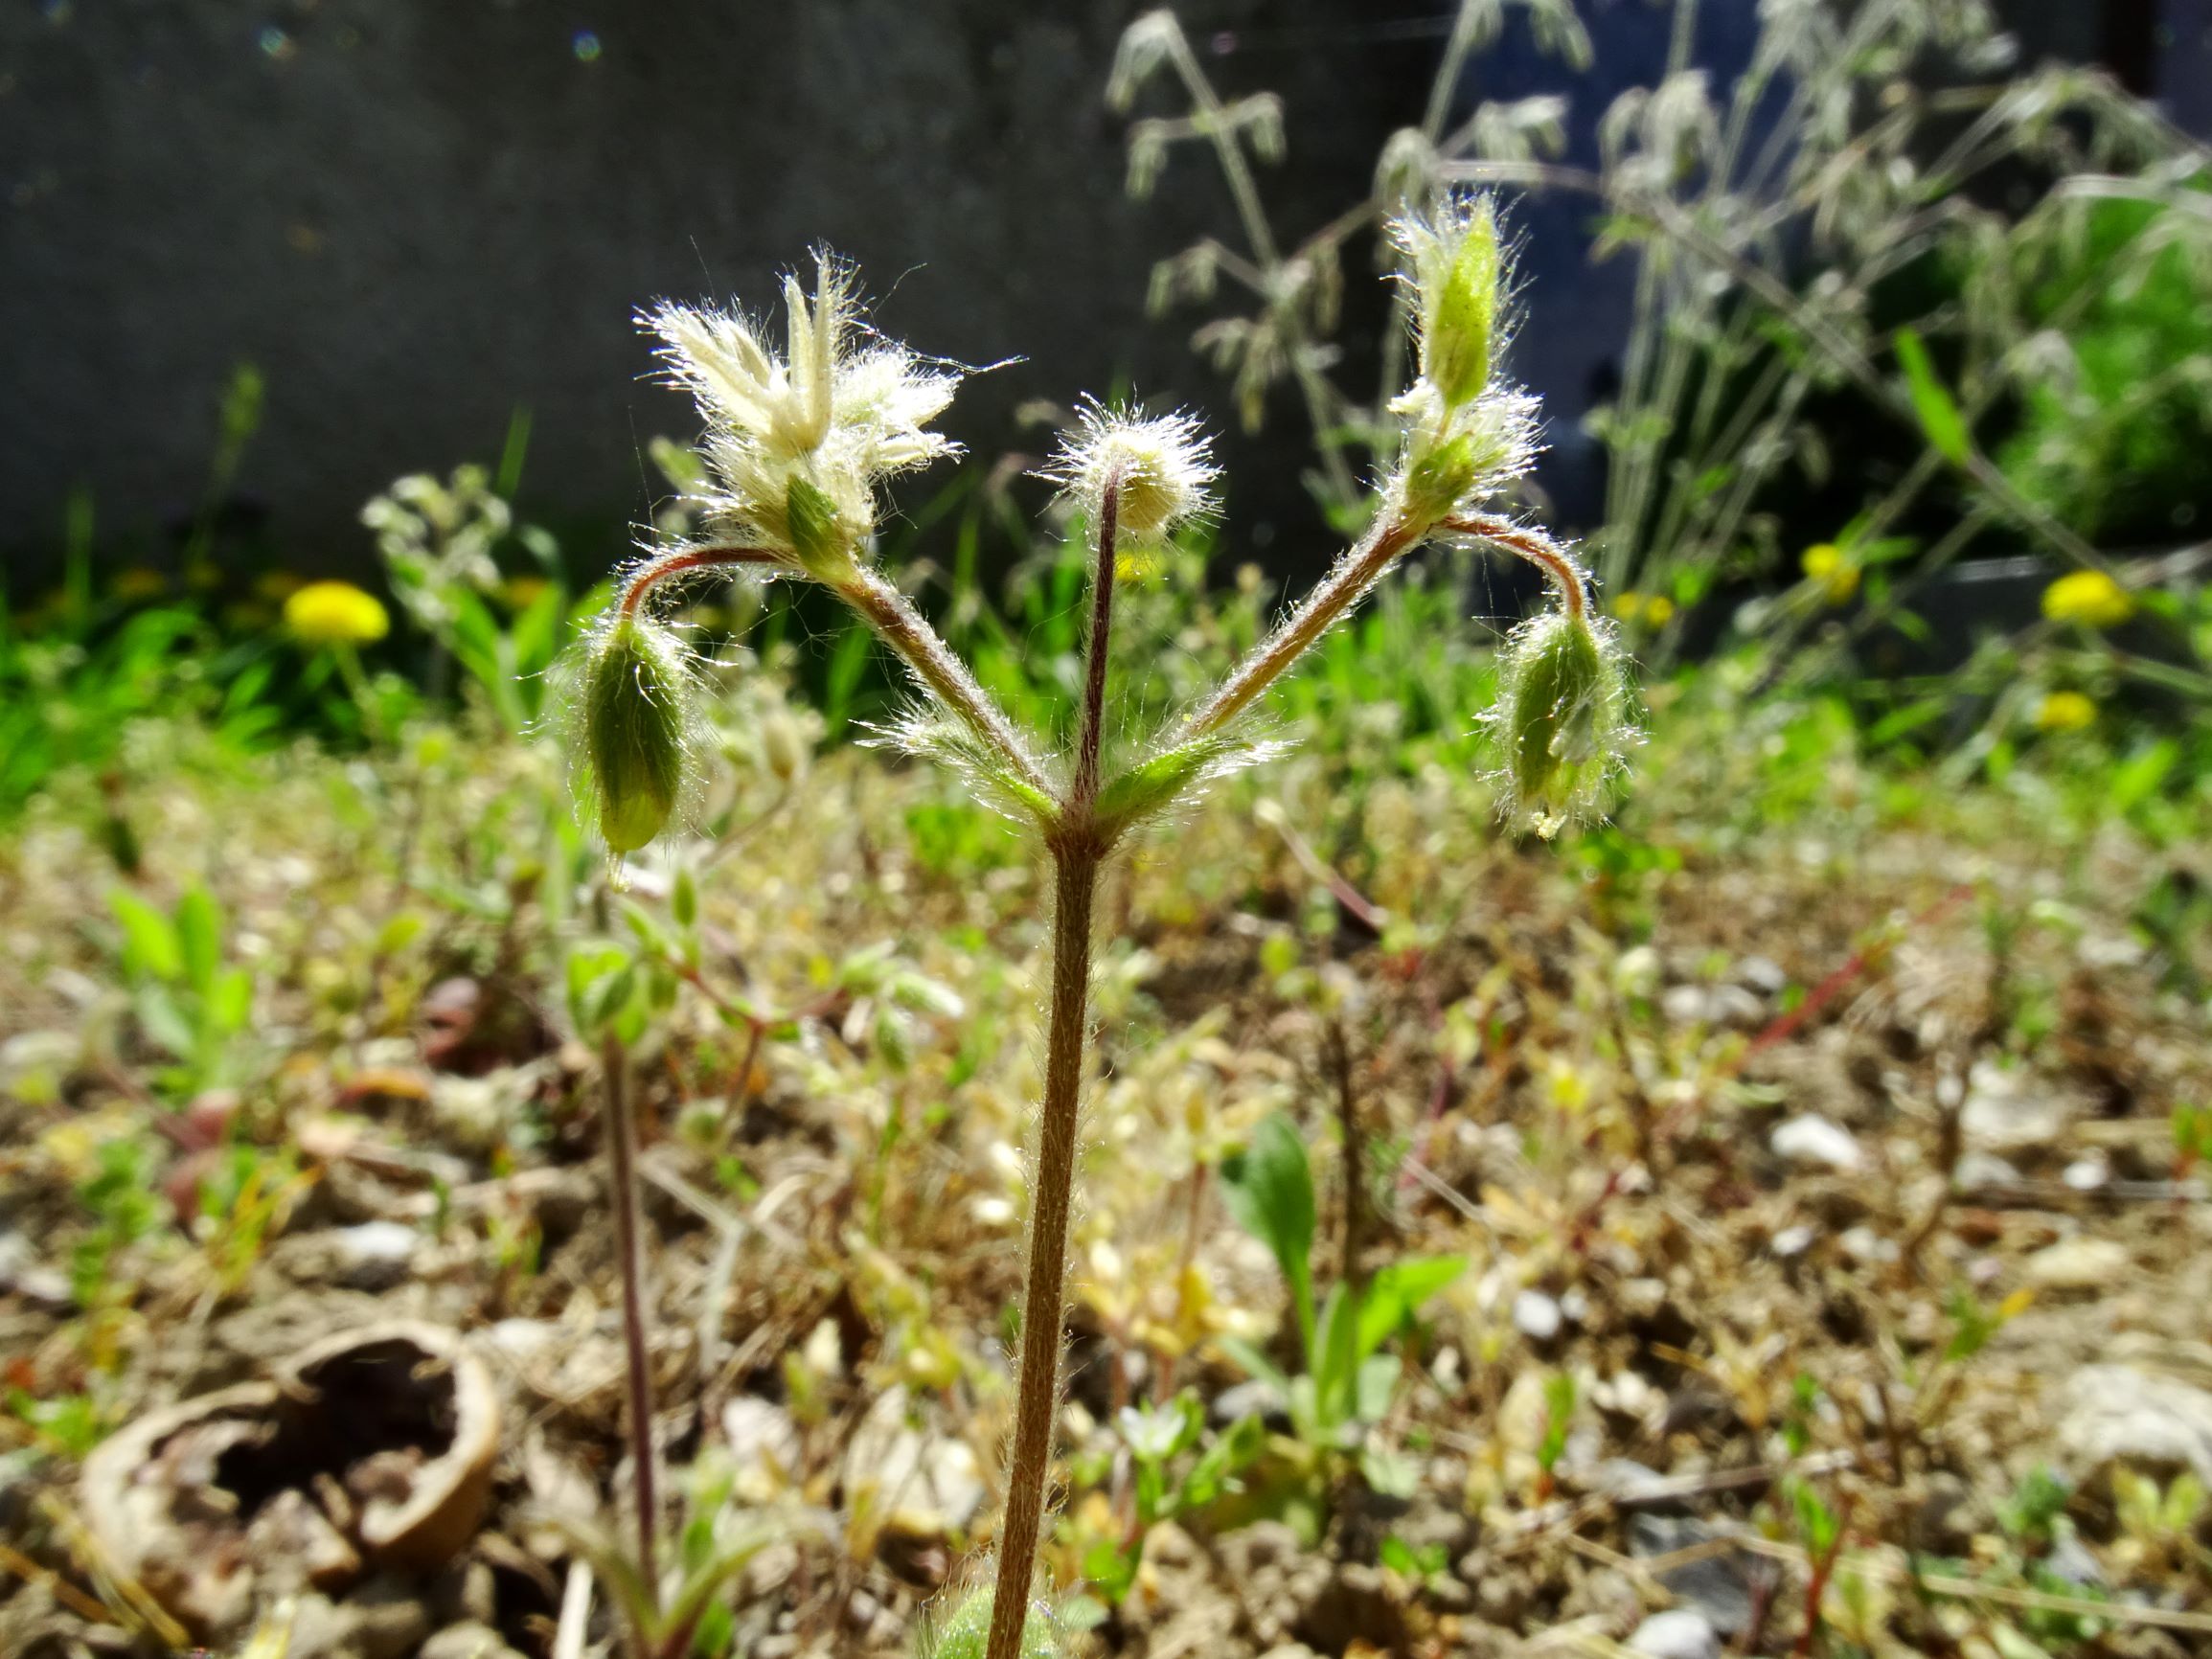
(1179, 511, 1425, 741)
(834, 566, 1057, 803)
(619, 544, 780, 618)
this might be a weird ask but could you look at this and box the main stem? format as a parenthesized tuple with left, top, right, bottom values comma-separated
(986, 846, 1098, 1659)
(601, 1034, 660, 1602)
(986, 477, 1119, 1659)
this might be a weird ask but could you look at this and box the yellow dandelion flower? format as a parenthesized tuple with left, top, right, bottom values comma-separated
(1801, 543, 1859, 605)
(285, 580, 390, 646)
(2033, 690, 2096, 732)
(2041, 569, 2133, 629)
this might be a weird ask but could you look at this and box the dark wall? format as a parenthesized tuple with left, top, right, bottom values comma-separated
(1, 0, 1436, 581)
(1, 1, 2193, 586)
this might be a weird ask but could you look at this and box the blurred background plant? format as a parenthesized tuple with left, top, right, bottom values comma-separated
(1107, 0, 2212, 769)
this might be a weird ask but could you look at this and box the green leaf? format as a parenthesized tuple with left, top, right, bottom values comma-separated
(173, 886, 223, 997)
(1219, 1112, 1316, 1353)
(510, 579, 568, 682)
(1359, 1441, 1420, 1499)
(1093, 731, 1260, 843)
(1354, 1254, 1467, 1361)
(1356, 1352, 1402, 1424)
(1313, 1283, 1357, 1428)
(2110, 739, 2178, 813)
(109, 889, 181, 983)
(134, 986, 195, 1062)
(1894, 327, 1970, 466)
(208, 968, 255, 1037)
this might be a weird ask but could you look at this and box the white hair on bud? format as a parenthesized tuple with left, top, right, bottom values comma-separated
(1038, 398, 1219, 541)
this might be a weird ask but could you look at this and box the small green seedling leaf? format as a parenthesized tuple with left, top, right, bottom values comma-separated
(1220, 1112, 1316, 1354)
(1354, 1254, 1467, 1361)
(110, 890, 183, 983)
(915, 1581, 1063, 1659)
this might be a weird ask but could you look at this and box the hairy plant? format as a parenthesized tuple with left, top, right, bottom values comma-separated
(555, 200, 1632, 1658)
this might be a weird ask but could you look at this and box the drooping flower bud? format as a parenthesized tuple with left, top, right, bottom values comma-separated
(1489, 606, 1635, 838)
(569, 613, 700, 856)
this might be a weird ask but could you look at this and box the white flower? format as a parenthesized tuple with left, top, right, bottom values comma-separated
(640, 255, 963, 569)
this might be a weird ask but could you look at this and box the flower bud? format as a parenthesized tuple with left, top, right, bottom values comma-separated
(573, 614, 699, 855)
(1401, 428, 1482, 526)
(784, 473, 850, 574)
(1489, 607, 1634, 837)
(1396, 194, 1501, 409)
(1040, 401, 1218, 544)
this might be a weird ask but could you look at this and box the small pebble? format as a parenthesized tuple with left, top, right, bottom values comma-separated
(1770, 1113, 1864, 1173)
(2024, 1236, 2130, 1293)
(1771, 1223, 1817, 1259)
(1629, 1609, 1722, 1659)
(1515, 1289, 1562, 1342)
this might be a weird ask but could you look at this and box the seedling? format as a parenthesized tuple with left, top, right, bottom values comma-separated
(557, 189, 1630, 1659)
(107, 884, 255, 1102)
(1217, 1111, 1465, 1494)
(1066, 1390, 1265, 1605)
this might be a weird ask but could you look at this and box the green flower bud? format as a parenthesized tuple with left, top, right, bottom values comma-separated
(1396, 194, 1500, 410)
(572, 613, 699, 855)
(1490, 607, 1634, 838)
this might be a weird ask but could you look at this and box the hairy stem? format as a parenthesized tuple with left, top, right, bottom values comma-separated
(1441, 513, 1588, 621)
(986, 844, 1100, 1659)
(834, 567, 1056, 801)
(600, 1035, 660, 1603)
(986, 474, 1125, 1659)
(619, 544, 781, 618)
(1179, 511, 1425, 741)
(1072, 473, 1122, 810)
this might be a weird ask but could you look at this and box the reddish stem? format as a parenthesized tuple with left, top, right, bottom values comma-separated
(1441, 512, 1587, 621)
(620, 544, 780, 617)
